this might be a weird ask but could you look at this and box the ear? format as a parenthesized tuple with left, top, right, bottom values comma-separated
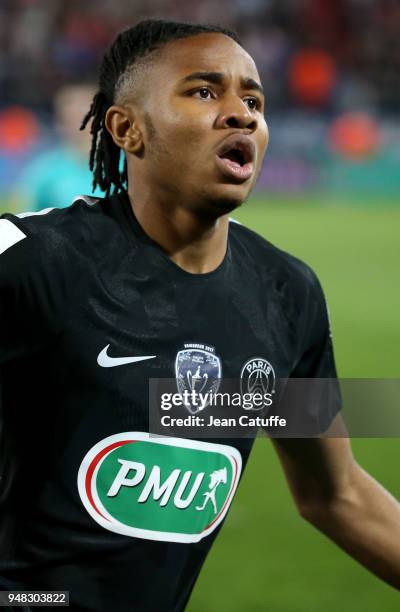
(104, 104, 143, 154)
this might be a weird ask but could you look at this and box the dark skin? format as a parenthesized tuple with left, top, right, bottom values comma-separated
(106, 33, 400, 590)
(105, 33, 268, 274)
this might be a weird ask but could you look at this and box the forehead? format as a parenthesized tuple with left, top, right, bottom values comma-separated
(152, 33, 260, 81)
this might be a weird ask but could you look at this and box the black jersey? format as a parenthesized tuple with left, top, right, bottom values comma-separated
(0, 192, 340, 611)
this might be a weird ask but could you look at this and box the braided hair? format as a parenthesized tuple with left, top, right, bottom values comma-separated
(80, 19, 241, 197)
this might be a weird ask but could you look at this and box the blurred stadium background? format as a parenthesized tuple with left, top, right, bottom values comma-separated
(0, 1, 399, 610)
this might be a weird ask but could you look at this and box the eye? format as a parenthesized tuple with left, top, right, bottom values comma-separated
(192, 87, 214, 100)
(244, 97, 260, 111)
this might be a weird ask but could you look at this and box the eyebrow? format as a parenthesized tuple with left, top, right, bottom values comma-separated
(181, 71, 264, 96)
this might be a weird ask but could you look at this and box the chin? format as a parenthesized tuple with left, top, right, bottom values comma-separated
(198, 184, 249, 218)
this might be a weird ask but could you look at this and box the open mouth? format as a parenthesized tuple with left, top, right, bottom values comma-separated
(219, 148, 247, 167)
(216, 135, 255, 182)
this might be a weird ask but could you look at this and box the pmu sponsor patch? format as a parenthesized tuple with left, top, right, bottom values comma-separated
(78, 432, 242, 544)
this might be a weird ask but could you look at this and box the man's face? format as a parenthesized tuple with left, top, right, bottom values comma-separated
(130, 33, 269, 215)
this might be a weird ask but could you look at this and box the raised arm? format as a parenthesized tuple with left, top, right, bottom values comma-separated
(271, 415, 400, 590)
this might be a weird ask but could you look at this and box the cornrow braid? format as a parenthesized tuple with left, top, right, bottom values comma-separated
(80, 19, 241, 197)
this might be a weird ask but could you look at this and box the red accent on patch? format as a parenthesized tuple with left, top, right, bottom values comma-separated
(204, 456, 239, 531)
(86, 439, 135, 519)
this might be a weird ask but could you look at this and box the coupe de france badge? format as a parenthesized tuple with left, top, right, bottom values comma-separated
(175, 343, 222, 414)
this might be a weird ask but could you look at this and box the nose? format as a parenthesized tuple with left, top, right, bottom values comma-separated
(215, 96, 257, 132)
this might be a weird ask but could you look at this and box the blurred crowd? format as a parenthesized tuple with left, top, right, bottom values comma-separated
(1, 0, 400, 115)
(1, 0, 400, 211)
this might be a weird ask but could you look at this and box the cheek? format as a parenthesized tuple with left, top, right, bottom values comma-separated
(155, 101, 214, 153)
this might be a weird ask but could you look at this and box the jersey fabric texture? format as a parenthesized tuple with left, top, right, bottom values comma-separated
(0, 192, 340, 611)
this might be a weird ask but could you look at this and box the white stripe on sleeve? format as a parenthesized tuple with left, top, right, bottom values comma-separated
(0, 219, 26, 255)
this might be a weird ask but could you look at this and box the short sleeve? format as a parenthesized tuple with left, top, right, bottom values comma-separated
(275, 270, 342, 436)
(291, 272, 337, 379)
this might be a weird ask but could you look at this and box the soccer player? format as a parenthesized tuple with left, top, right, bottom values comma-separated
(0, 19, 399, 611)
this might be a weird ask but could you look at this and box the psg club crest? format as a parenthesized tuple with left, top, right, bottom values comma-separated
(240, 357, 276, 411)
(175, 343, 222, 414)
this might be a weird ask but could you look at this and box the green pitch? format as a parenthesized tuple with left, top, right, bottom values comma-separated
(188, 196, 400, 612)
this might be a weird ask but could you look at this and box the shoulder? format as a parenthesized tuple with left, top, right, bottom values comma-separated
(2, 194, 122, 259)
(228, 218, 323, 301)
(6, 194, 104, 234)
(229, 220, 333, 363)
(0, 195, 119, 293)
(0, 195, 126, 334)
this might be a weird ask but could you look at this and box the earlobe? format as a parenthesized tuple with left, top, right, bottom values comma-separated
(127, 124, 143, 154)
(104, 105, 143, 154)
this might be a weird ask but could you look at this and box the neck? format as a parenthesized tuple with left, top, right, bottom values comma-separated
(126, 189, 229, 274)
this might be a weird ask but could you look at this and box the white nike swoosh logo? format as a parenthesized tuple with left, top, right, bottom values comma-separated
(97, 344, 156, 368)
